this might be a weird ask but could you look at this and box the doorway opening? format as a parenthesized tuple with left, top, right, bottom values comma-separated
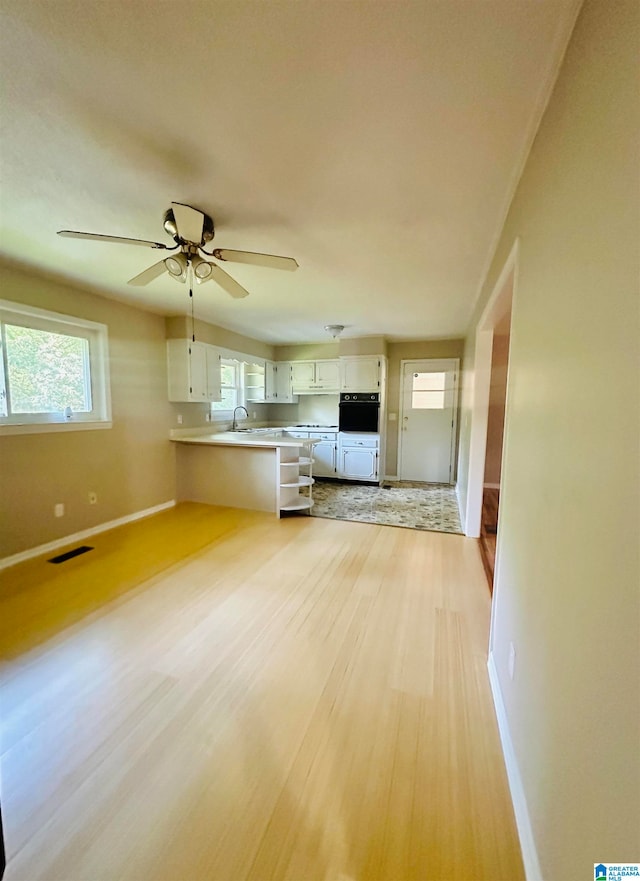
(464, 240, 517, 592)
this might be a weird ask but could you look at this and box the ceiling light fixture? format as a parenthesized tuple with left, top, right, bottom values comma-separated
(324, 324, 345, 339)
(191, 255, 213, 282)
(164, 252, 188, 279)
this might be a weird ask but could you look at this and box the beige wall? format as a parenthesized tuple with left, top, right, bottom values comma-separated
(385, 339, 465, 475)
(338, 335, 387, 357)
(274, 342, 339, 361)
(165, 316, 274, 360)
(483, 320, 511, 485)
(0, 261, 175, 559)
(458, 1, 639, 876)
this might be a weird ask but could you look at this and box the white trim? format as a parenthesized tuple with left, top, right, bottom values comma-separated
(455, 481, 464, 522)
(0, 500, 176, 571)
(465, 239, 519, 537)
(488, 652, 542, 881)
(384, 474, 399, 481)
(484, 482, 501, 490)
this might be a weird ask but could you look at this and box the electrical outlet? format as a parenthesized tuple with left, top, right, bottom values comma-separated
(88, 492, 97, 505)
(54, 503, 64, 518)
(205, 412, 211, 422)
(252, 411, 257, 419)
(177, 414, 183, 424)
(508, 642, 516, 680)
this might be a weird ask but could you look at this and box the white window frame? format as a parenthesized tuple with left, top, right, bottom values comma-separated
(0, 299, 112, 435)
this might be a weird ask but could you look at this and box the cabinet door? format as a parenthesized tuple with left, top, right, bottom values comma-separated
(340, 448, 378, 480)
(205, 346, 221, 401)
(312, 440, 337, 477)
(341, 357, 381, 391)
(189, 342, 209, 401)
(291, 361, 316, 391)
(265, 361, 278, 402)
(275, 362, 298, 403)
(315, 360, 340, 389)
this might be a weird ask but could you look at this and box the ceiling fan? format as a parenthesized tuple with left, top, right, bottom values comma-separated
(57, 202, 299, 299)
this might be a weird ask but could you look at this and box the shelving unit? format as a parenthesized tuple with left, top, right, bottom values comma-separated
(244, 362, 266, 402)
(278, 443, 315, 514)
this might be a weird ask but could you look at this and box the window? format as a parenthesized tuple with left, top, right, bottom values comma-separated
(0, 299, 111, 434)
(411, 371, 446, 409)
(211, 358, 241, 415)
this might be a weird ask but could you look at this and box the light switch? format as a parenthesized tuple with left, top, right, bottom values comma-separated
(389, 412, 397, 422)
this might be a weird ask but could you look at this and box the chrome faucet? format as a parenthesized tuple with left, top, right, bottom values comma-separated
(232, 405, 249, 430)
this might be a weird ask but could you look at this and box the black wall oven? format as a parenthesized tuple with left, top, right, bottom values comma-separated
(338, 393, 380, 433)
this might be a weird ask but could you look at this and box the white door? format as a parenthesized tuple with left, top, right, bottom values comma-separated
(398, 359, 458, 483)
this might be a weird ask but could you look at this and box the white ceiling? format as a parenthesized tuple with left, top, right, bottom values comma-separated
(0, 0, 579, 344)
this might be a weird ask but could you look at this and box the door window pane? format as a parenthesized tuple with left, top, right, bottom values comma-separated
(412, 372, 445, 409)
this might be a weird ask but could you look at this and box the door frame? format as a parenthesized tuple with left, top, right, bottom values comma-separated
(397, 358, 460, 484)
(464, 238, 518, 537)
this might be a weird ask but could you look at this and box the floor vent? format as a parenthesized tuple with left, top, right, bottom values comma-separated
(48, 545, 94, 564)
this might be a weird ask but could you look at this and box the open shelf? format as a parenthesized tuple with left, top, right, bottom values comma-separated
(280, 497, 315, 511)
(280, 476, 314, 488)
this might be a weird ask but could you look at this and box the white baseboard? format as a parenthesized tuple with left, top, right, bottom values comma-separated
(484, 482, 501, 490)
(384, 474, 399, 481)
(0, 500, 176, 571)
(487, 652, 542, 881)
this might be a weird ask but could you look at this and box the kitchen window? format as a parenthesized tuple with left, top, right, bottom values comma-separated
(211, 358, 242, 416)
(0, 299, 111, 434)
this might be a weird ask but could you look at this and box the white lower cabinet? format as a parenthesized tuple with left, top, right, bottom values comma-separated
(338, 434, 379, 481)
(308, 432, 337, 477)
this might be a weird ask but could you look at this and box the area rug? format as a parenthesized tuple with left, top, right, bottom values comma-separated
(311, 480, 463, 534)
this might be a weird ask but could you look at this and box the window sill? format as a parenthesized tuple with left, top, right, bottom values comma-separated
(0, 421, 113, 437)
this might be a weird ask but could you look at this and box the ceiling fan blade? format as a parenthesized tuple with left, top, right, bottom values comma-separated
(206, 262, 250, 299)
(58, 230, 172, 249)
(127, 260, 168, 286)
(171, 202, 204, 244)
(211, 248, 298, 272)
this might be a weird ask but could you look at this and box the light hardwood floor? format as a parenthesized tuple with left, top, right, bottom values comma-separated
(0, 503, 524, 881)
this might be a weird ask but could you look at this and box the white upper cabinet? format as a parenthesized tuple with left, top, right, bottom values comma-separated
(167, 339, 221, 403)
(340, 356, 383, 392)
(291, 360, 340, 393)
(274, 362, 298, 403)
(264, 361, 278, 402)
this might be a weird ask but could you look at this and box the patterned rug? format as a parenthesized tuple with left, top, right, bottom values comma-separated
(311, 480, 463, 534)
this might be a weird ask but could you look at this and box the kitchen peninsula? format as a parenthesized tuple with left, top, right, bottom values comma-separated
(171, 430, 316, 516)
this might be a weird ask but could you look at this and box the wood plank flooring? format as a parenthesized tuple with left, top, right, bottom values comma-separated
(0, 503, 523, 881)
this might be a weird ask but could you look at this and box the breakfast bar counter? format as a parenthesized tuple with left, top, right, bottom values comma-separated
(171, 430, 316, 515)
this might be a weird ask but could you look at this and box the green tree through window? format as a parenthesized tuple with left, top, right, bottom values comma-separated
(5, 325, 90, 413)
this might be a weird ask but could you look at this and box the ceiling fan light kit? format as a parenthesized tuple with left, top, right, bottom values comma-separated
(57, 202, 298, 300)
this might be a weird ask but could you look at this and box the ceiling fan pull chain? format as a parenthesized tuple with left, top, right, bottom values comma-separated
(190, 277, 196, 343)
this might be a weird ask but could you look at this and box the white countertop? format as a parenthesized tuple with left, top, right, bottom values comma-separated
(171, 430, 317, 450)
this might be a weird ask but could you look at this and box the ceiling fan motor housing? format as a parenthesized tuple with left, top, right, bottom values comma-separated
(163, 207, 214, 245)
